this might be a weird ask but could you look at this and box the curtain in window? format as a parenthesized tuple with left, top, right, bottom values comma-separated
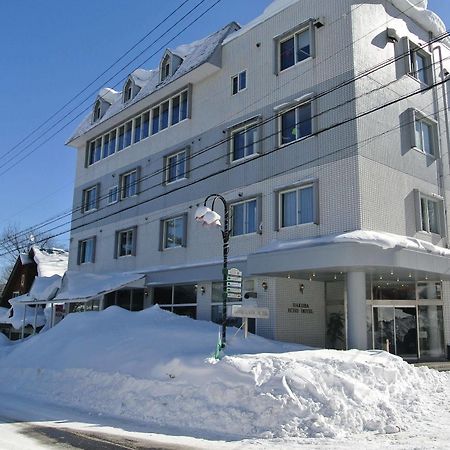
(299, 187, 314, 223)
(282, 191, 297, 227)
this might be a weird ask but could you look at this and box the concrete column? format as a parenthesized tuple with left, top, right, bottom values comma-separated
(347, 271, 368, 350)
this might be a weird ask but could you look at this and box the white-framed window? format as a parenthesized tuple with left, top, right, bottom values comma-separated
(82, 185, 98, 213)
(120, 169, 138, 199)
(410, 109, 437, 156)
(108, 186, 118, 204)
(410, 44, 432, 85)
(86, 87, 190, 166)
(116, 228, 136, 257)
(279, 26, 311, 72)
(165, 150, 187, 184)
(230, 120, 260, 162)
(279, 101, 312, 146)
(232, 70, 247, 95)
(279, 184, 315, 228)
(162, 216, 186, 249)
(421, 197, 440, 234)
(78, 237, 96, 264)
(231, 199, 257, 236)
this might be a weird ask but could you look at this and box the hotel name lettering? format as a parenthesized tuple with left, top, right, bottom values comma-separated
(288, 303, 313, 314)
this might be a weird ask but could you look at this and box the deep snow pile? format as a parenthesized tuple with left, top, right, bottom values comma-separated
(0, 306, 446, 440)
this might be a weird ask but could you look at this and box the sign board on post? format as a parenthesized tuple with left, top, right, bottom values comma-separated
(231, 305, 270, 339)
(226, 268, 242, 299)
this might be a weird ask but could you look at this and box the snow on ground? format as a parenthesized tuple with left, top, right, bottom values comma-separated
(0, 305, 449, 448)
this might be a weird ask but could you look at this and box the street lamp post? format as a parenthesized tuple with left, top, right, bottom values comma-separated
(195, 194, 230, 348)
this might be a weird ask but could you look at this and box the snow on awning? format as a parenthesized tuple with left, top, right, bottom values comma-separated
(53, 271, 146, 302)
(29, 275, 61, 301)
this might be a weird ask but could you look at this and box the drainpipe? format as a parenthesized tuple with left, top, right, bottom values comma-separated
(431, 37, 450, 247)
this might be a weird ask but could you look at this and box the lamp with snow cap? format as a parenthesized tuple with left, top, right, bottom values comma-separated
(195, 194, 230, 350)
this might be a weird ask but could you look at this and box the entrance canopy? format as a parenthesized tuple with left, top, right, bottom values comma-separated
(247, 231, 450, 280)
(54, 271, 146, 302)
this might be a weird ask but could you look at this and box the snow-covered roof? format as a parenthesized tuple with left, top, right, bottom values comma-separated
(98, 87, 121, 105)
(68, 22, 239, 143)
(31, 246, 69, 277)
(19, 253, 33, 265)
(255, 230, 450, 257)
(28, 275, 62, 302)
(224, 0, 448, 45)
(54, 271, 145, 301)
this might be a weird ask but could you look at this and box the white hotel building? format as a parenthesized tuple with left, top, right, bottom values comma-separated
(66, 0, 450, 361)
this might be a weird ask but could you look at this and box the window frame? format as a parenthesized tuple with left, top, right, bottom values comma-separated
(409, 109, 438, 157)
(78, 237, 96, 265)
(414, 189, 445, 236)
(115, 227, 137, 258)
(230, 197, 260, 237)
(275, 19, 315, 74)
(165, 149, 188, 184)
(160, 214, 187, 250)
(231, 70, 247, 95)
(86, 86, 191, 167)
(82, 185, 99, 213)
(275, 181, 319, 230)
(278, 100, 313, 147)
(120, 169, 139, 200)
(229, 117, 261, 163)
(108, 186, 119, 205)
(404, 38, 433, 86)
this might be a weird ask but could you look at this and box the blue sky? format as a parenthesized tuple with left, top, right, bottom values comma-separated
(0, 0, 448, 256)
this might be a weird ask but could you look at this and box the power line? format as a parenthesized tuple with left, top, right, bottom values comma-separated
(2, 75, 447, 256)
(3, 33, 448, 248)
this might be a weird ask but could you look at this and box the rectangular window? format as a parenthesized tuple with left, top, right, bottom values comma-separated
(280, 185, 314, 228)
(117, 125, 125, 151)
(142, 112, 150, 139)
(172, 95, 180, 125)
(231, 120, 259, 161)
(117, 228, 136, 257)
(231, 199, 257, 236)
(166, 150, 186, 183)
(134, 117, 141, 143)
(414, 117, 434, 156)
(94, 138, 102, 163)
(410, 44, 431, 85)
(88, 142, 95, 165)
(163, 216, 185, 249)
(108, 130, 116, 157)
(83, 185, 98, 212)
(279, 27, 311, 72)
(420, 196, 441, 234)
(153, 284, 197, 319)
(161, 101, 170, 130)
(152, 106, 160, 135)
(78, 237, 95, 264)
(108, 186, 118, 204)
(120, 170, 138, 199)
(102, 135, 109, 159)
(280, 102, 312, 145)
(180, 91, 188, 121)
(232, 70, 247, 95)
(124, 121, 132, 148)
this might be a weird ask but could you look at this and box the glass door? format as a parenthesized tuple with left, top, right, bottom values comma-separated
(373, 306, 418, 358)
(373, 307, 395, 354)
(394, 307, 418, 359)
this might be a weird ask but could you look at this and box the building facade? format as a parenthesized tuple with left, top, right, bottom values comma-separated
(66, 0, 450, 360)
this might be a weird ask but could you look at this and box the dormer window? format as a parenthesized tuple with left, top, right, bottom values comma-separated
(161, 55, 171, 81)
(93, 100, 102, 123)
(124, 80, 133, 103)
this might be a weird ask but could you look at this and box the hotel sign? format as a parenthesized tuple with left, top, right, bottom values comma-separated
(288, 303, 314, 314)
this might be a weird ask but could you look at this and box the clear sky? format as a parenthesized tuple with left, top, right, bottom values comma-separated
(0, 0, 448, 258)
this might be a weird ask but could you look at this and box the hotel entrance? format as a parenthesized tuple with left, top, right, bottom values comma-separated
(368, 279, 446, 360)
(373, 306, 418, 359)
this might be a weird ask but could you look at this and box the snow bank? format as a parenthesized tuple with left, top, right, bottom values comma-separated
(0, 306, 447, 441)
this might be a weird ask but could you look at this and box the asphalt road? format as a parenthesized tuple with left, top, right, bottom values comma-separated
(0, 414, 199, 450)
